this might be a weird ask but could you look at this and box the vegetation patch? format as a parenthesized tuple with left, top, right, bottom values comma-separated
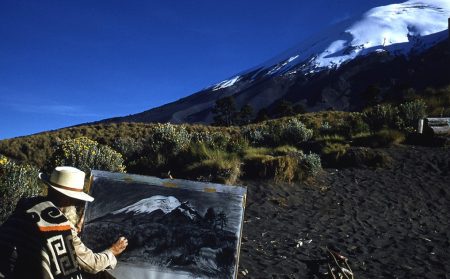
(0, 156, 44, 223)
(320, 142, 351, 167)
(48, 137, 126, 175)
(353, 129, 406, 148)
(339, 147, 393, 169)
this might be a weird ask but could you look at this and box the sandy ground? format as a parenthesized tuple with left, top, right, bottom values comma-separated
(238, 145, 450, 279)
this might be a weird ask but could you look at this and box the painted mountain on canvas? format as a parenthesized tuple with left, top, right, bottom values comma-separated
(102, 0, 450, 124)
(83, 195, 237, 278)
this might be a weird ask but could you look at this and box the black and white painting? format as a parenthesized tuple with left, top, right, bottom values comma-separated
(82, 170, 247, 279)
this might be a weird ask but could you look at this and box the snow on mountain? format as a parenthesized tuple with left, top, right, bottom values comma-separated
(211, 0, 450, 86)
(212, 76, 241, 91)
(112, 196, 201, 220)
(113, 195, 181, 215)
(274, 0, 449, 73)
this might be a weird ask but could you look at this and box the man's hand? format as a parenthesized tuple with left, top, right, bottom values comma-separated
(110, 236, 128, 256)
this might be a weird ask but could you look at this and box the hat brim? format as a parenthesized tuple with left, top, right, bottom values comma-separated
(39, 173, 94, 202)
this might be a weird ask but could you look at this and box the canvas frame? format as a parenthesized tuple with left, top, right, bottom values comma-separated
(82, 170, 247, 279)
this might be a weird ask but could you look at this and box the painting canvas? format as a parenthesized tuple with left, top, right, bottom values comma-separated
(82, 170, 247, 279)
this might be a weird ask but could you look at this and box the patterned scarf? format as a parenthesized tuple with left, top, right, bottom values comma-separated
(0, 197, 83, 279)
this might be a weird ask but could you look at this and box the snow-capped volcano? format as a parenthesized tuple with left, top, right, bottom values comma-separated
(213, 0, 450, 88)
(113, 196, 181, 215)
(99, 0, 450, 125)
(112, 196, 202, 221)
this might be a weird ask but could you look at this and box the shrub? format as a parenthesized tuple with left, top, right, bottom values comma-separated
(363, 104, 400, 131)
(0, 156, 44, 223)
(399, 99, 427, 131)
(281, 118, 314, 146)
(300, 153, 322, 178)
(174, 142, 241, 184)
(226, 136, 249, 154)
(320, 121, 331, 131)
(271, 155, 299, 183)
(340, 147, 393, 169)
(183, 143, 219, 162)
(242, 147, 293, 182)
(136, 124, 191, 174)
(242, 119, 313, 147)
(111, 137, 144, 161)
(320, 143, 350, 167)
(241, 126, 265, 145)
(242, 146, 320, 182)
(148, 123, 191, 155)
(191, 131, 232, 151)
(338, 113, 370, 137)
(48, 137, 126, 175)
(187, 158, 241, 185)
(191, 131, 215, 146)
(183, 144, 241, 184)
(242, 148, 303, 183)
(242, 153, 274, 179)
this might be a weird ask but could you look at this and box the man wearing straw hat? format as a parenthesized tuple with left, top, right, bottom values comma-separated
(0, 166, 128, 279)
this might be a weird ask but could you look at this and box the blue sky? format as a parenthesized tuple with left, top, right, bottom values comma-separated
(0, 0, 396, 140)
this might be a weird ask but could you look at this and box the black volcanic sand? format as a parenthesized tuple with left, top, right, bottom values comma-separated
(238, 145, 450, 279)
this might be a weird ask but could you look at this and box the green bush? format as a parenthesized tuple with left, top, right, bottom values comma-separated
(242, 119, 313, 147)
(112, 137, 144, 161)
(241, 126, 265, 145)
(300, 153, 322, 178)
(226, 136, 249, 154)
(187, 158, 241, 185)
(190, 130, 232, 151)
(363, 104, 400, 131)
(338, 113, 370, 137)
(148, 123, 191, 155)
(281, 118, 314, 146)
(242, 154, 294, 182)
(321, 142, 350, 167)
(48, 137, 126, 175)
(241, 146, 321, 182)
(271, 155, 300, 183)
(340, 147, 393, 169)
(242, 146, 304, 183)
(399, 99, 427, 131)
(242, 153, 274, 179)
(0, 156, 44, 223)
(183, 143, 241, 184)
(134, 124, 191, 174)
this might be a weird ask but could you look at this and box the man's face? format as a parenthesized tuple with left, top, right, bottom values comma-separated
(60, 205, 79, 226)
(59, 199, 85, 227)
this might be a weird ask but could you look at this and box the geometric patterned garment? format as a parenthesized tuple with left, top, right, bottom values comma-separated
(0, 197, 83, 279)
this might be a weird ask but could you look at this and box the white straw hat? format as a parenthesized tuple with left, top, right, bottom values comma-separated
(39, 166, 94, 202)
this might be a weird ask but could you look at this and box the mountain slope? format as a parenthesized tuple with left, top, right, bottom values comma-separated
(101, 0, 450, 125)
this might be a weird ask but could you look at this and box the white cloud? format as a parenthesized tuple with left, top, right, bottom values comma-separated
(330, 13, 351, 25)
(7, 102, 103, 118)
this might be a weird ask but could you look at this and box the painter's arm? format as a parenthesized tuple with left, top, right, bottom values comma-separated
(71, 225, 128, 274)
(71, 226, 117, 274)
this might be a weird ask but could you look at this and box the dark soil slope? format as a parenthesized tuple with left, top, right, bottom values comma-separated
(238, 145, 450, 279)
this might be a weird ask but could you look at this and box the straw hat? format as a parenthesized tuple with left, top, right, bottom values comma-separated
(39, 166, 94, 202)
